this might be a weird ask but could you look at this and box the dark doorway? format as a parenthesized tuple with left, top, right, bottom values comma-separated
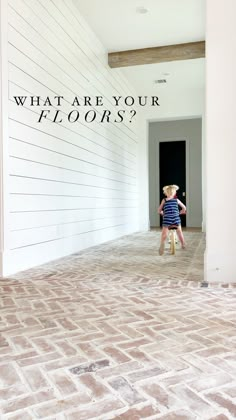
(159, 141, 186, 227)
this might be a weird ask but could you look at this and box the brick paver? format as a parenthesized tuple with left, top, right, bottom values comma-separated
(0, 231, 236, 419)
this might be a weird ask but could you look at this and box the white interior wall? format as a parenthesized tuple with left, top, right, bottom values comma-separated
(2, 0, 144, 276)
(137, 118, 149, 231)
(0, 0, 9, 276)
(201, 111, 206, 232)
(145, 87, 204, 121)
(205, 0, 236, 282)
(0, 2, 3, 275)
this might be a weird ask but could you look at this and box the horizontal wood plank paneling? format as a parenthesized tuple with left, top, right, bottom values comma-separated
(7, 0, 140, 273)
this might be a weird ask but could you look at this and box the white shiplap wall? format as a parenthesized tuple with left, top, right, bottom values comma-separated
(6, 0, 140, 275)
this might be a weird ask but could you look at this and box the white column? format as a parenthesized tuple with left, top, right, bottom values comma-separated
(138, 114, 149, 231)
(205, 0, 236, 282)
(201, 112, 206, 233)
(0, 0, 9, 277)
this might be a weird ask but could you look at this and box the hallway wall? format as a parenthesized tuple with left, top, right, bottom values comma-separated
(3, 0, 142, 275)
(149, 118, 202, 228)
(205, 0, 236, 282)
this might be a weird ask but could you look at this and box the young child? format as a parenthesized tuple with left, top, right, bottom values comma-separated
(158, 184, 186, 255)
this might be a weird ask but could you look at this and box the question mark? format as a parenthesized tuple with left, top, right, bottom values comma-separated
(129, 109, 136, 122)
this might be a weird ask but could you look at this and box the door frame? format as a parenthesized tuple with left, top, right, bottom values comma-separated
(154, 136, 190, 227)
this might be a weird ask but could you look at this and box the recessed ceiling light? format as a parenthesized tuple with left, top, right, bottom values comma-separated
(136, 6, 149, 14)
(154, 79, 167, 84)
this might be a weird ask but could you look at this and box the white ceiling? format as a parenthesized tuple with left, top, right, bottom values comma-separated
(121, 57, 205, 96)
(73, 0, 205, 96)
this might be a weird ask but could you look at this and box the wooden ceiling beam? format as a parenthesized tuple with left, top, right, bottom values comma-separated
(108, 41, 205, 68)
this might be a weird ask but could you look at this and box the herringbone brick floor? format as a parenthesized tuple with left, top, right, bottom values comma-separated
(1, 231, 236, 419)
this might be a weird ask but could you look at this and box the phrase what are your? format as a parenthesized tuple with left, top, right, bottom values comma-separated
(13, 95, 160, 123)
